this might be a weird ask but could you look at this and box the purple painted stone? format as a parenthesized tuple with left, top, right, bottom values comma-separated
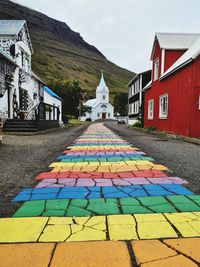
(148, 177, 188, 184)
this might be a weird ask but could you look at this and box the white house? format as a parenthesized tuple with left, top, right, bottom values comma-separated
(0, 20, 62, 131)
(80, 72, 114, 121)
(44, 86, 62, 123)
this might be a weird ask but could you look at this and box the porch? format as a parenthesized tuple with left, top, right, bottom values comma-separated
(3, 102, 60, 132)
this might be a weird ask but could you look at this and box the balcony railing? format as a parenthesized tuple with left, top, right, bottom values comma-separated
(36, 102, 60, 121)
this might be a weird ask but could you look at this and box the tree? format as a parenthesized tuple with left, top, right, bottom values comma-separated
(48, 79, 85, 118)
(114, 92, 128, 116)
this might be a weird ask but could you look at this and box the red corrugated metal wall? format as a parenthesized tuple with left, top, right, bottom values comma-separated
(144, 41, 200, 138)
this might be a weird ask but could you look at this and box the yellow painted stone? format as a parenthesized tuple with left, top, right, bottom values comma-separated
(49, 217, 73, 224)
(152, 164, 168, 170)
(135, 214, 177, 239)
(39, 225, 71, 242)
(51, 241, 132, 267)
(0, 243, 55, 267)
(0, 218, 48, 243)
(131, 240, 177, 265)
(68, 226, 106, 241)
(165, 212, 200, 237)
(108, 215, 137, 240)
(164, 238, 200, 262)
(135, 213, 167, 222)
(142, 254, 197, 267)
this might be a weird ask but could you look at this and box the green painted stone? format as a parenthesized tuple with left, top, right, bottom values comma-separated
(66, 206, 92, 216)
(188, 196, 200, 205)
(167, 195, 200, 212)
(46, 200, 69, 210)
(149, 203, 176, 213)
(119, 198, 140, 206)
(43, 209, 66, 216)
(13, 200, 45, 217)
(122, 205, 152, 214)
(70, 199, 88, 208)
(138, 196, 167, 206)
(87, 199, 119, 215)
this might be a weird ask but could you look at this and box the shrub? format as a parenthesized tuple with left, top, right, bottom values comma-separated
(62, 114, 70, 124)
(133, 121, 142, 128)
(85, 118, 92, 121)
(147, 125, 157, 132)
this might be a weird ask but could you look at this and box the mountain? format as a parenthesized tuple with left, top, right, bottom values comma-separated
(0, 0, 135, 99)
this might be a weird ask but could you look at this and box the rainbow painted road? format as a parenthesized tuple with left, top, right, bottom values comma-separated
(0, 123, 200, 267)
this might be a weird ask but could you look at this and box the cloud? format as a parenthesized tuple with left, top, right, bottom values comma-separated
(16, 0, 200, 73)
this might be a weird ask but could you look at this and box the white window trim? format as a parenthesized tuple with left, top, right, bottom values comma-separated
(159, 94, 168, 119)
(154, 58, 159, 81)
(198, 95, 200, 110)
(148, 99, 154, 120)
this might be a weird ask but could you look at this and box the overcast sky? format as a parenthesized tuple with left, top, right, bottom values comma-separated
(15, 0, 200, 73)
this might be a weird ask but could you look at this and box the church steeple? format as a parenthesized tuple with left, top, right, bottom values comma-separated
(96, 71, 109, 103)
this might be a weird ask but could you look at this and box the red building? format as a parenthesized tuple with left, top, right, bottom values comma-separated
(144, 33, 200, 138)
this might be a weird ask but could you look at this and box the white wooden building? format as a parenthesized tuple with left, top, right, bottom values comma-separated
(80, 72, 114, 121)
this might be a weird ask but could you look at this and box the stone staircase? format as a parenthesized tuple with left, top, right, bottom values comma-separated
(3, 119, 38, 132)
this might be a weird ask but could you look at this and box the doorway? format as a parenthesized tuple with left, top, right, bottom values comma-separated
(102, 112, 106, 119)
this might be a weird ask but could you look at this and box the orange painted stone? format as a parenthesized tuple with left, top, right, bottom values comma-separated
(131, 240, 177, 264)
(51, 241, 132, 267)
(164, 238, 200, 262)
(0, 243, 54, 267)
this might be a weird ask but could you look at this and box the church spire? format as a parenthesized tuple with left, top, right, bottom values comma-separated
(96, 70, 109, 92)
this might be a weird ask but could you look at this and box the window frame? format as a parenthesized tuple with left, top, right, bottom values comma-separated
(154, 58, 159, 81)
(159, 94, 168, 119)
(148, 99, 154, 120)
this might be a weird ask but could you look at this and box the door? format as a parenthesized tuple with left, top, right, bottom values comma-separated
(102, 112, 106, 119)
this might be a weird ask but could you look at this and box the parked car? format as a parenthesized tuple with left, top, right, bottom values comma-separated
(117, 117, 126, 124)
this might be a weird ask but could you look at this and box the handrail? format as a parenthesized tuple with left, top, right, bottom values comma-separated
(36, 102, 60, 121)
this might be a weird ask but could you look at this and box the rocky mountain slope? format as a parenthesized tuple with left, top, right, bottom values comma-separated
(0, 0, 135, 98)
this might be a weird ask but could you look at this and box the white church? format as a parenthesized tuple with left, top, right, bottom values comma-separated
(80, 72, 114, 121)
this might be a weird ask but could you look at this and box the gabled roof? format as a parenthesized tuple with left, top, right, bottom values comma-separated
(151, 32, 200, 60)
(31, 71, 46, 85)
(0, 20, 33, 53)
(0, 20, 26, 35)
(127, 70, 151, 87)
(44, 86, 62, 101)
(160, 35, 200, 80)
(143, 80, 152, 91)
(0, 47, 17, 65)
(84, 98, 97, 107)
(96, 72, 109, 93)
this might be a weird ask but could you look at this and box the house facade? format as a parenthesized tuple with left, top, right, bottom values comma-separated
(80, 72, 114, 121)
(0, 20, 62, 131)
(144, 33, 200, 138)
(128, 70, 151, 125)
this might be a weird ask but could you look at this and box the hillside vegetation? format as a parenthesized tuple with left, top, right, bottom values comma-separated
(0, 0, 135, 100)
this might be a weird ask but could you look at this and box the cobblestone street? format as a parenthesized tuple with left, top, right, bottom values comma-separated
(0, 123, 200, 266)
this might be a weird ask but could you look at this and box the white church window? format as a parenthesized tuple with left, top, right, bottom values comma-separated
(97, 112, 100, 117)
(103, 95, 105, 100)
(108, 113, 110, 117)
(101, 105, 107, 108)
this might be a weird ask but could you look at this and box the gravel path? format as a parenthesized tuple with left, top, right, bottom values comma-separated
(0, 125, 87, 217)
(106, 122, 200, 194)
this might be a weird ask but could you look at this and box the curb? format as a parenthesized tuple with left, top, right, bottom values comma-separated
(129, 127, 200, 145)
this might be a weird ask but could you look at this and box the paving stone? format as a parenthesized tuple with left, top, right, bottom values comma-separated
(50, 241, 132, 267)
(163, 238, 200, 262)
(167, 195, 200, 212)
(13, 184, 193, 202)
(0, 243, 55, 267)
(131, 239, 198, 266)
(0, 218, 48, 242)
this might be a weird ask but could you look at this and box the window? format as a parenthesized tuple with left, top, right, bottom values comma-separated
(199, 95, 200, 110)
(154, 59, 159, 81)
(25, 57, 29, 73)
(103, 95, 105, 100)
(148, 99, 154, 120)
(108, 113, 110, 117)
(101, 104, 107, 108)
(19, 89, 28, 111)
(159, 94, 168, 118)
(97, 112, 100, 117)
